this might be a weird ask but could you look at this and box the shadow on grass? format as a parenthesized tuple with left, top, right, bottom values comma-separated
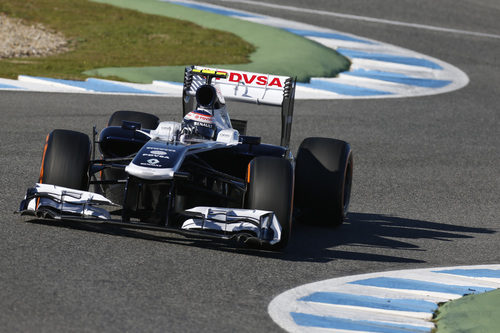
(24, 212, 495, 264)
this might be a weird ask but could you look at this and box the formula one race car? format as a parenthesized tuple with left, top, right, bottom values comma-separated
(19, 66, 353, 250)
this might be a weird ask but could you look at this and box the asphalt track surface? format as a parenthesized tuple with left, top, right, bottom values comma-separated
(1, 1, 499, 332)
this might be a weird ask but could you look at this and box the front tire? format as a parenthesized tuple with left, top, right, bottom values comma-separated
(294, 137, 353, 226)
(245, 156, 294, 249)
(39, 129, 91, 190)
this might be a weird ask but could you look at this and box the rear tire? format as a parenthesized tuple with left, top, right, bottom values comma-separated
(294, 137, 353, 226)
(39, 129, 91, 190)
(108, 110, 159, 130)
(245, 156, 294, 249)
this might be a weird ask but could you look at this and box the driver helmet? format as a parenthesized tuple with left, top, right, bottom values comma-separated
(181, 109, 216, 142)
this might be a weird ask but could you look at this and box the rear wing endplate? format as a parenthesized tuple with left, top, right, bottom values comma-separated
(182, 66, 296, 148)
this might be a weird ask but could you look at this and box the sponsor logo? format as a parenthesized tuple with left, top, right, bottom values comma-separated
(143, 152, 169, 159)
(224, 72, 283, 87)
(139, 157, 163, 168)
(150, 150, 167, 156)
(186, 112, 213, 123)
(146, 147, 176, 152)
(196, 68, 284, 87)
(193, 121, 214, 128)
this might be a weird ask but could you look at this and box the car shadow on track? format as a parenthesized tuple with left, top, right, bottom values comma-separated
(23, 212, 495, 263)
(283, 212, 495, 263)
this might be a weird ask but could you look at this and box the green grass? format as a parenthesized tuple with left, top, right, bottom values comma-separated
(0, 0, 255, 80)
(432, 289, 500, 333)
(87, 0, 351, 83)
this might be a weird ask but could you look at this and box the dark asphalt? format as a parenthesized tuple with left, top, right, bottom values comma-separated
(1, 1, 499, 332)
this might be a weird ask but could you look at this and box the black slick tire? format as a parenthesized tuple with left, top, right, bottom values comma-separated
(294, 137, 353, 226)
(246, 156, 294, 250)
(39, 129, 91, 190)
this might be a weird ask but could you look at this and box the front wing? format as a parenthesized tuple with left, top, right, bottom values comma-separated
(18, 183, 282, 246)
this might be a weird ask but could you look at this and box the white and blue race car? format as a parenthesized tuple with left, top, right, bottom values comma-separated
(19, 66, 353, 250)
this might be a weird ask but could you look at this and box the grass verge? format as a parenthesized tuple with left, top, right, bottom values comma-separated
(87, 0, 351, 83)
(433, 289, 500, 332)
(0, 0, 255, 80)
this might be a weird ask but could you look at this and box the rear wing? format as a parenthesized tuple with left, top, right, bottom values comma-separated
(182, 66, 296, 148)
